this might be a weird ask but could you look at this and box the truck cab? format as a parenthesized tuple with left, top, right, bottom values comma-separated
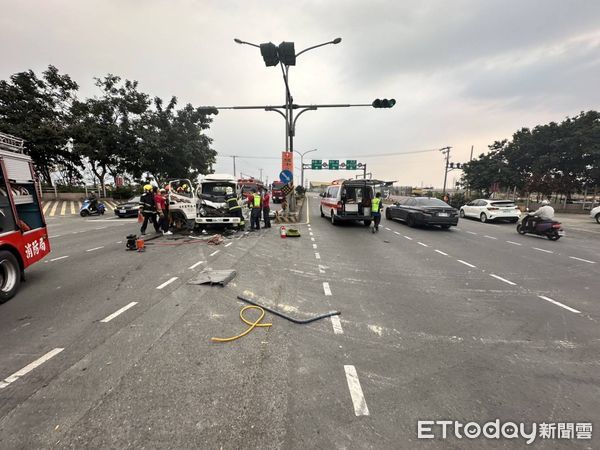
(195, 174, 241, 230)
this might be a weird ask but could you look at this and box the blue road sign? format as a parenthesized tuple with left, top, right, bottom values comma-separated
(279, 169, 293, 183)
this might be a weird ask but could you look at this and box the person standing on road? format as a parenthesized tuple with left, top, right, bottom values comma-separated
(155, 187, 172, 235)
(250, 189, 262, 231)
(139, 184, 160, 235)
(225, 187, 245, 230)
(262, 188, 271, 228)
(371, 192, 382, 233)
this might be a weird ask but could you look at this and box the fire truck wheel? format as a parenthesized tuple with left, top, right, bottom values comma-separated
(0, 251, 20, 303)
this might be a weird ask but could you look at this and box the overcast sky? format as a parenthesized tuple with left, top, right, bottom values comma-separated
(2, 0, 600, 187)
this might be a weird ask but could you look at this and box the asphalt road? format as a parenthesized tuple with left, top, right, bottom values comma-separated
(0, 197, 599, 448)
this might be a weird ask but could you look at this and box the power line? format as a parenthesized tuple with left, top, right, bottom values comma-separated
(217, 148, 439, 160)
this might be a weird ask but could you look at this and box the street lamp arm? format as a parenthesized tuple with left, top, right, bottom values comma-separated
(264, 107, 288, 121)
(295, 38, 342, 58)
(291, 107, 317, 135)
(233, 38, 260, 48)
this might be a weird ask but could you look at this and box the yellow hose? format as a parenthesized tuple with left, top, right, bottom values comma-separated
(211, 305, 272, 342)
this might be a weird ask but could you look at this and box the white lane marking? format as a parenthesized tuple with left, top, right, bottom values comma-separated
(466, 231, 477, 235)
(116, 241, 122, 244)
(224, 242, 232, 247)
(49, 235, 61, 239)
(434, 250, 448, 256)
(315, 252, 321, 259)
(60, 201, 67, 216)
(156, 277, 178, 290)
(312, 244, 318, 249)
(0, 348, 64, 389)
(394, 231, 401, 235)
(100, 302, 138, 323)
(489, 274, 516, 286)
(384, 227, 391, 231)
(483, 235, 497, 240)
(50, 256, 69, 262)
(538, 295, 581, 314)
(310, 237, 315, 242)
(457, 259, 476, 268)
(417, 242, 428, 247)
(209, 250, 219, 257)
(532, 247, 553, 254)
(323, 282, 332, 296)
(94, 226, 107, 230)
(86, 246, 104, 252)
(70, 201, 76, 215)
(309, 232, 314, 236)
(189, 260, 205, 269)
(49, 201, 60, 217)
(331, 315, 343, 334)
(42, 201, 52, 215)
(569, 256, 596, 264)
(344, 365, 370, 416)
(506, 241, 522, 246)
(318, 265, 326, 274)
(403, 236, 413, 240)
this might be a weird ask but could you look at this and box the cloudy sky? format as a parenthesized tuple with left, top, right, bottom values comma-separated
(2, 0, 600, 187)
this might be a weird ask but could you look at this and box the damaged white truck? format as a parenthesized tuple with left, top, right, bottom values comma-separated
(167, 174, 244, 232)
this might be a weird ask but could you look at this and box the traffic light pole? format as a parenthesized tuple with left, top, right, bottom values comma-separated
(440, 146, 451, 195)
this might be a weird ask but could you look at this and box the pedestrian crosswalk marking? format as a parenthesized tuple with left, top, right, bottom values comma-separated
(70, 201, 76, 215)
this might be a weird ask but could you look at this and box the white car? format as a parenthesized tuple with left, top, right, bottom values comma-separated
(459, 199, 521, 223)
(590, 205, 600, 224)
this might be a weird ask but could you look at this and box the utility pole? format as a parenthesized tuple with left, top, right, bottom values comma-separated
(259, 168, 263, 182)
(440, 146, 452, 195)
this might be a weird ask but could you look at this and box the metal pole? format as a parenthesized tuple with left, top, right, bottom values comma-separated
(441, 147, 451, 195)
(233, 156, 237, 178)
(300, 155, 304, 189)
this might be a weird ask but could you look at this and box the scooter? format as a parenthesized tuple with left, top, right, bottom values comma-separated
(80, 199, 106, 217)
(516, 214, 564, 241)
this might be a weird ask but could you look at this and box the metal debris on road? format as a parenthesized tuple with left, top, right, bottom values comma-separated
(188, 269, 237, 287)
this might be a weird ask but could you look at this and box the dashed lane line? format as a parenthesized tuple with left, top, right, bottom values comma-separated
(311, 237, 315, 242)
(209, 250, 220, 257)
(331, 315, 344, 334)
(85, 246, 104, 252)
(569, 256, 596, 264)
(156, 277, 178, 290)
(0, 348, 64, 389)
(403, 235, 413, 240)
(434, 250, 449, 256)
(50, 256, 69, 262)
(394, 231, 401, 235)
(189, 260, 205, 269)
(466, 231, 477, 235)
(417, 242, 429, 247)
(457, 259, 476, 268)
(532, 247, 553, 254)
(490, 274, 517, 286)
(313, 244, 318, 249)
(344, 365, 370, 416)
(323, 282, 332, 296)
(100, 302, 138, 323)
(483, 235, 497, 240)
(224, 242, 232, 247)
(537, 295, 581, 314)
(506, 241, 522, 246)
(315, 252, 321, 260)
(384, 227, 391, 231)
(318, 265, 326, 274)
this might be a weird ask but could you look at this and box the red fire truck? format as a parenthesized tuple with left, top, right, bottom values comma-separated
(0, 132, 50, 301)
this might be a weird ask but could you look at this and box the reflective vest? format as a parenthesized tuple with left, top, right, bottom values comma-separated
(253, 193, 261, 208)
(371, 197, 381, 213)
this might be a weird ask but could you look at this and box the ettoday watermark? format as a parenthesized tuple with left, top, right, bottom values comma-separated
(417, 420, 592, 445)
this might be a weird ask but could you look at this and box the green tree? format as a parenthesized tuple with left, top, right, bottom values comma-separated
(0, 65, 79, 184)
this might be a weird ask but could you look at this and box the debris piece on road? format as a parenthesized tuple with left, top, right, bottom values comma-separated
(207, 234, 224, 245)
(211, 305, 272, 343)
(237, 295, 340, 324)
(286, 228, 301, 237)
(188, 269, 237, 287)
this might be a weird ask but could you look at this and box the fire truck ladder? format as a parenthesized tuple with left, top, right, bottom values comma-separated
(0, 131, 25, 153)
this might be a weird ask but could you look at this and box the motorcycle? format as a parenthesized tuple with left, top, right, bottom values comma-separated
(80, 199, 106, 217)
(516, 214, 564, 240)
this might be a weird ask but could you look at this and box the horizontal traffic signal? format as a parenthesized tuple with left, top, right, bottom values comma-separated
(372, 98, 396, 108)
(260, 42, 279, 66)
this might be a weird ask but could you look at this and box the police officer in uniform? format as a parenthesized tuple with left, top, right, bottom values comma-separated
(371, 192, 382, 233)
(250, 189, 262, 230)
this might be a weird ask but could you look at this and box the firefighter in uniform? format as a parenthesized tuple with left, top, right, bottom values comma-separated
(225, 187, 245, 230)
(250, 189, 262, 230)
(139, 184, 160, 235)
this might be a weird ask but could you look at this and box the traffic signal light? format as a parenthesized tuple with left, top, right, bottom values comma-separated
(278, 42, 296, 66)
(198, 106, 219, 116)
(372, 98, 396, 108)
(260, 42, 279, 66)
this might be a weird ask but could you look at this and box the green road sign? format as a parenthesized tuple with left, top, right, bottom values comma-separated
(329, 160, 339, 170)
(346, 160, 357, 170)
(311, 159, 322, 170)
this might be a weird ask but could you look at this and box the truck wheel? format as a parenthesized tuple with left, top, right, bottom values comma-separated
(0, 251, 21, 303)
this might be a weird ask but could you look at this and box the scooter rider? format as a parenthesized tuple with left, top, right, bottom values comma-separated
(88, 191, 98, 212)
(526, 199, 554, 231)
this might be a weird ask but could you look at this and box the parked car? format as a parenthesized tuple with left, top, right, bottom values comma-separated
(459, 199, 521, 223)
(590, 205, 600, 224)
(320, 179, 383, 226)
(114, 196, 141, 218)
(385, 197, 458, 228)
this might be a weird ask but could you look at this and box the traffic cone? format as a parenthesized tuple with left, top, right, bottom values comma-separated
(280, 226, 287, 238)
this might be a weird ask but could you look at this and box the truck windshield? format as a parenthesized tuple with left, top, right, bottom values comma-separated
(201, 183, 234, 201)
